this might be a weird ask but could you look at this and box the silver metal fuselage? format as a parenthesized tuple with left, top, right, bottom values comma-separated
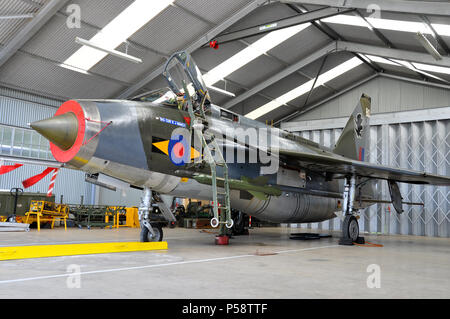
(62, 101, 367, 223)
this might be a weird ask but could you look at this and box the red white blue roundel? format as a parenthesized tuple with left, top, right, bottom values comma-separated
(168, 134, 190, 166)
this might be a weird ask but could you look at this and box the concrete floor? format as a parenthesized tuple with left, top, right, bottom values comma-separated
(0, 226, 449, 298)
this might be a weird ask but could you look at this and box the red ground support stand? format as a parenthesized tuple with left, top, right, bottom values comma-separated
(215, 235, 229, 245)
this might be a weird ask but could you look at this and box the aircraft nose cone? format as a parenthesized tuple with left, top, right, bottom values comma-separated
(30, 112, 79, 150)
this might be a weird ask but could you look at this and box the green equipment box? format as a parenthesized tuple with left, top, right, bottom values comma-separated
(0, 191, 55, 216)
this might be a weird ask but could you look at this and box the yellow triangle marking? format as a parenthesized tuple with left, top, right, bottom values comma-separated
(190, 147, 201, 159)
(152, 140, 169, 156)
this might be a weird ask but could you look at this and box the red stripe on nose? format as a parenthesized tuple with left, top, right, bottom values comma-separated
(49, 100, 86, 163)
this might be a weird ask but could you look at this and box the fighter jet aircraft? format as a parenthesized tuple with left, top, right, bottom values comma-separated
(28, 51, 450, 245)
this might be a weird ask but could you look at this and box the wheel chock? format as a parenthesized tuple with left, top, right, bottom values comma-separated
(215, 235, 229, 245)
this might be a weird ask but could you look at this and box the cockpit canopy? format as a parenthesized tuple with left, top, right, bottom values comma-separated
(131, 87, 177, 106)
(162, 51, 210, 105)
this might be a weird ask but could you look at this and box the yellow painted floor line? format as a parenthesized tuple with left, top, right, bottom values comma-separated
(0, 241, 168, 261)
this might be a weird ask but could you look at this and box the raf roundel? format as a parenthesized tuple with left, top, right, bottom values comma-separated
(168, 135, 189, 166)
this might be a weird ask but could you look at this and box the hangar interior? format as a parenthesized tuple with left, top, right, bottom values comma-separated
(0, 0, 449, 299)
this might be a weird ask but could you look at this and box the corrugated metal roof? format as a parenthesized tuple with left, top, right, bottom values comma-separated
(0, 0, 448, 123)
(61, 0, 135, 29)
(175, 0, 252, 24)
(89, 42, 165, 84)
(0, 52, 126, 99)
(21, 13, 98, 63)
(129, 4, 211, 55)
(0, 0, 44, 45)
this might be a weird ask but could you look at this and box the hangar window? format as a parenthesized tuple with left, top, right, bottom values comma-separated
(0, 124, 52, 160)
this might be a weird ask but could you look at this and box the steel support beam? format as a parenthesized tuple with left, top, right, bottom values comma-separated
(116, 0, 268, 99)
(222, 42, 336, 109)
(0, 0, 70, 68)
(274, 73, 378, 125)
(336, 41, 450, 67)
(378, 72, 450, 90)
(282, 0, 450, 16)
(211, 7, 354, 45)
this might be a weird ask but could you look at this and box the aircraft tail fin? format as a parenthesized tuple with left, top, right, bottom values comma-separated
(333, 94, 371, 161)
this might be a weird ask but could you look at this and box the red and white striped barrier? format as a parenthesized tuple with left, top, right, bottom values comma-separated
(47, 168, 59, 197)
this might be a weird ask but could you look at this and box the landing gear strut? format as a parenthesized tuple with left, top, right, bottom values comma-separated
(138, 187, 163, 242)
(339, 175, 364, 246)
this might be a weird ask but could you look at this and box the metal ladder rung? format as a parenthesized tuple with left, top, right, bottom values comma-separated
(183, 81, 231, 231)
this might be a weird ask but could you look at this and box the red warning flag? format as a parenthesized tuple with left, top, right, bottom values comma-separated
(22, 167, 56, 189)
(0, 163, 23, 175)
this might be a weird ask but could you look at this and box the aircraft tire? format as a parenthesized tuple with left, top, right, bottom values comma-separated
(342, 215, 359, 242)
(140, 223, 163, 242)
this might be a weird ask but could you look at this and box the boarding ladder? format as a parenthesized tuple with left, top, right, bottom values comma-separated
(182, 82, 233, 233)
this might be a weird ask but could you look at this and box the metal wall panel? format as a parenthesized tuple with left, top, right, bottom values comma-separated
(0, 94, 57, 127)
(290, 119, 449, 238)
(0, 86, 61, 107)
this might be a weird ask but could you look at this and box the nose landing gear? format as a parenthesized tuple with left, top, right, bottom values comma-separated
(138, 187, 164, 242)
(140, 223, 163, 242)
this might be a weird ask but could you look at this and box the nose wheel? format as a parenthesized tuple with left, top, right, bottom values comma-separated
(140, 223, 163, 242)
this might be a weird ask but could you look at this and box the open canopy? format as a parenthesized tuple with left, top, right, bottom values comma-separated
(162, 51, 210, 105)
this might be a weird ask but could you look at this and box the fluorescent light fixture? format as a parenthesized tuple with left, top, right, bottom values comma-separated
(245, 57, 363, 120)
(415, 32, 442, 61)
(0, 13, 34, 20)
(202, 23, 311, 86)
(207, 85, 236, 97)
(64, 0, 173, 71)
(75, 37, 143, 64)
(321, 15, 450, 37)
(59, 63, 89, 75)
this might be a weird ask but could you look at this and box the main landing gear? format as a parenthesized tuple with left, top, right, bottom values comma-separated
(339, 175, 365, 246)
